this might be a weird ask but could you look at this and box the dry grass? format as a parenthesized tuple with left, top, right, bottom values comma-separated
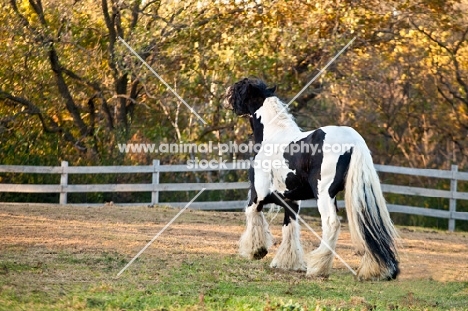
(0, 203, 467, 310)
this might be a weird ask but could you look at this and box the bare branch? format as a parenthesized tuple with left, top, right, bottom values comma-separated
(61, 67, 102, 92)
(436, 85, 468, 130)
(48, 46, 88, 136)
(438, 73, 468, 105)
(102, 0, 118, 77)
(452, 57, 468, 103)
(453, 26, 468, 54)
(411, 19, 468, 111)
(129, 0, 141, 30)
(199, 122, 237, 140)
(410, 19, 453, 56)
(28, 0, 47, 25)
(9, 0, 45, 42)
(0, 90, 87, 151)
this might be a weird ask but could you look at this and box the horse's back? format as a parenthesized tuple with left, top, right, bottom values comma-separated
(318, 125, 366, 146)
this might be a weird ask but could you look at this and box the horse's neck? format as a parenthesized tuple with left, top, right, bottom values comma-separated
(254, 97, 301, 140)
(248, 97, 302, 145)
(263, 123, 301, 141)
(250, 114, 301, 144)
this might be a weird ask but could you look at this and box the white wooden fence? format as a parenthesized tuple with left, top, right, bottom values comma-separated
(1, 161, 468, 231)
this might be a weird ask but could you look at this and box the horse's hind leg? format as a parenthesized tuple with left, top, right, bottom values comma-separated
(306, 195, 340, 277)
(270, 198, 305, 271)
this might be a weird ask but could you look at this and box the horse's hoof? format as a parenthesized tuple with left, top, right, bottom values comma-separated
(253, 247, 268, 260)
(270, 262, 306, 271)
(306, 266, 331, 279)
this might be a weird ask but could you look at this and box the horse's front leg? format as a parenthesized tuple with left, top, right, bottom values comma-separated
(238, 198, 273, 260)
(269, 196, 306, 271)
(239, 168, 273, 260)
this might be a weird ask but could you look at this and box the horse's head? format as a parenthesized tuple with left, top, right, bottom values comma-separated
(223, 78, 276, 116)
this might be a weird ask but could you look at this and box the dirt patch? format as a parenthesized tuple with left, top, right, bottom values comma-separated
(0, 203, 467, 282)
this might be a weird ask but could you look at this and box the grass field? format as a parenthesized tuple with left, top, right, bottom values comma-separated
(0, 203, 467, 310)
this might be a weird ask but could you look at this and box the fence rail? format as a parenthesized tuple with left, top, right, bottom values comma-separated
(1, 161, 467, 231)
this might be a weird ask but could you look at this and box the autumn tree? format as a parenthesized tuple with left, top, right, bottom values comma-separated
(0, 0, 467, 171)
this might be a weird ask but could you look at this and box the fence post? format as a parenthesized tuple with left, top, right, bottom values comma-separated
(448, 164, 458, 232)
(151, 160, 160, 205)
(59, 161, 68, 205)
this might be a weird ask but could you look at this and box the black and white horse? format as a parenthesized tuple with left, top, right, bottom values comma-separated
(223, 78, 399, 281)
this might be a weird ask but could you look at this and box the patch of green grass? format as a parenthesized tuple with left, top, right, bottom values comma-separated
(0, 261, 44, 274)
(1, 250, 467, 310)
(56, 251, 127, 272)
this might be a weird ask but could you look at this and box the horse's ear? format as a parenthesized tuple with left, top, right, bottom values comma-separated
(267, 85, 276, 95)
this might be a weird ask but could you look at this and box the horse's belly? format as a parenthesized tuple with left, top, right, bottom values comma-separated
(270, 160, 314, 199)
(270, 159, 292, 193)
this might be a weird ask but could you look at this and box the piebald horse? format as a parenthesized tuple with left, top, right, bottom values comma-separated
(223, 78, 399, 280)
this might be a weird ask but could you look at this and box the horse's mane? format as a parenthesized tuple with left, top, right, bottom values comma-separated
(263, 97, 300, 131)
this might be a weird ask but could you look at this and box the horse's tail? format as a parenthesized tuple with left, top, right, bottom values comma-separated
(345, 142, 400, 280)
